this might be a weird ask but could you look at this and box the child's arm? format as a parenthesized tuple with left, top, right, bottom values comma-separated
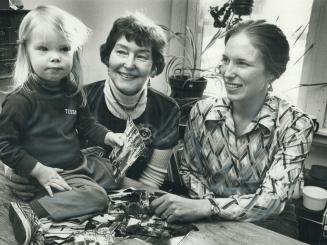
(76, 100, 127, 148)
(104, 132, 126, 147)
(76, 101, 110, 145)
(0, 94, 39, 175)
(30, 162, 72, 197)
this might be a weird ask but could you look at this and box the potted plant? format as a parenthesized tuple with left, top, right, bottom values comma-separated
(161, 25, 209, 99)
(163, 0, 254, 100)
(160, 0, 254, 128)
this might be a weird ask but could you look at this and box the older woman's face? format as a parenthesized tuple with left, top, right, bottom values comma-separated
(108, 36, 154, 95)
(220, 32, 270, 103)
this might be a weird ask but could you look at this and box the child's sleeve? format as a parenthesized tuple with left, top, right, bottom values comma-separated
(76, 102, 110, 146)
(0, 94, 39, 175)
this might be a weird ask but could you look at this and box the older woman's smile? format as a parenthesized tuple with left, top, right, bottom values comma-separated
(118, 71, 138, 80)
(108, 36, 153, 95)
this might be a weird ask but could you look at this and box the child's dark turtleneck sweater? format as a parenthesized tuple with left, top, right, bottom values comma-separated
(0, 79, 109, 176)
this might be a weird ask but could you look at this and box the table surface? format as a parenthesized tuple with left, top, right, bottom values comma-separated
(0, 172, 307, 245)
(177, 221, 306, 245)
(121, 178, 307, 245)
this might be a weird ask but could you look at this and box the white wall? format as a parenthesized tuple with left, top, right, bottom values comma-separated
(23, 0, 173, 93)
(305, 142, 327, 169)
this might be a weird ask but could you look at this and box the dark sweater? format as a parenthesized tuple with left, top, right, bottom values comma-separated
(84, 80, 180, 179)
(0, 80, 109, 175)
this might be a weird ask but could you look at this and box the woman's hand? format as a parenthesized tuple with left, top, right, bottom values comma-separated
(150, 193, 211, 223)
(30, 162, 72, 197)
(4, 166, 38, 201)
(105, 132, 127, 147)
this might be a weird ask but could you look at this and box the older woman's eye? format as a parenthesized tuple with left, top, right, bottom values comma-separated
(116, 49, 128, 56)
(136, 54, 150, 61)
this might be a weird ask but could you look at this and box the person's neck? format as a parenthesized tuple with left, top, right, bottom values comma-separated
(109, 78, 145, 109)
(232, 92, 267, 135)
(33, 75, 64, 92)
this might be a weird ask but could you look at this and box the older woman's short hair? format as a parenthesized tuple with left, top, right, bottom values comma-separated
(100, 13, 167, 76)
(225, 20, 290, 81)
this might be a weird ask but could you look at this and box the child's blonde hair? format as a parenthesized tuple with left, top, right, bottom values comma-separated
(11, 5, 90, 103)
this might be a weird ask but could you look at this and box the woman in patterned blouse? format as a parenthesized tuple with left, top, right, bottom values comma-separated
(151, 20, 314, 239)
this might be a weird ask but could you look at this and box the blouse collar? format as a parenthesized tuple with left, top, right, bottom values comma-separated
(205, 93, 279, 134)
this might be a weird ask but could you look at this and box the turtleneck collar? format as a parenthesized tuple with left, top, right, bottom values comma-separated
(103, 77, 147, 120)
(109, 77, 146, 108)
(26, 76, 64, 94)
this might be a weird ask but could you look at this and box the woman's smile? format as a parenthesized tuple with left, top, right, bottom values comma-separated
(225, 82, 243, 90)
(118, 71, 138, 80)
(108, 36, 153, 95)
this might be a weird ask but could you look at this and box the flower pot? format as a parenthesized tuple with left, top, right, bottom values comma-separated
(233, 0, 254, 16)
(303, 186, 327, 211)
(169, 75, 208, 98)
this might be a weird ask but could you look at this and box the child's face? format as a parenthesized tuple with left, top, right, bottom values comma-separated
(26, 23, 74, 86)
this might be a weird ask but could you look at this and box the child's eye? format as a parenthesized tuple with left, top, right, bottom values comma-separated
(61, 46, 71, 52)
(37, 46, 48, 51)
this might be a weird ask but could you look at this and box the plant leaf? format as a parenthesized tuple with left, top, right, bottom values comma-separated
(186, 26, 196, 70)
(293, 42, 314, 65)
(292, 23, 309, 46)
(201, 29, 224, 55)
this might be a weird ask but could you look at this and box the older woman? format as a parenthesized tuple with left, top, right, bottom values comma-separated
(84, 13, 180, 187)
(151, 20, 314, 239)
(5, 13, 180, 197)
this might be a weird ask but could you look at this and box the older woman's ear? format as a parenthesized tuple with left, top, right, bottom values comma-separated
(150, 67, 157, 77)
(267, 72, 275, 83)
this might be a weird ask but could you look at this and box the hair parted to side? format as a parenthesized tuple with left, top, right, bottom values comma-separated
(100, 12, 167, 76)
(225, 19, 290, 81)
(10, 5, 91, 100)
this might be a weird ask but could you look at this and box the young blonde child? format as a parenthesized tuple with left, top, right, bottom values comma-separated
(0, 5, 126, 245)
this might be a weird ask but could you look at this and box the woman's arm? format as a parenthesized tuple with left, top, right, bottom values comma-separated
(138, 148, 173, 188)
(151, 193, 212, 222)
(2, 165, 38, 201)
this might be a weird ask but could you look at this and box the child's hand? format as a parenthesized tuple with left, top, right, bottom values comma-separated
(30, 162, 72, 197)
(105, 132, 127, 148)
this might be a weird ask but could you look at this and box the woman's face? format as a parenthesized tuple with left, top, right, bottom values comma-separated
(220, 32, 270, 103)
(108, 36, 154, 95)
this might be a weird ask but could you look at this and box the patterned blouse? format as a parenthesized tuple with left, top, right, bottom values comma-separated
(180, 94, 314, 221)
